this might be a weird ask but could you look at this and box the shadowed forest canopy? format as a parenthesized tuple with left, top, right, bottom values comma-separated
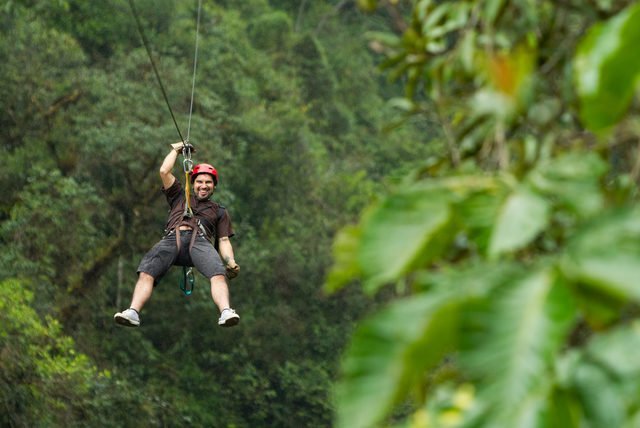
(4, 0, 640, 427)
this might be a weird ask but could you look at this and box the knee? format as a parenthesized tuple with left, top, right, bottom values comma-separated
(210, 274, 227, 285)
(138, 272, 155, 284)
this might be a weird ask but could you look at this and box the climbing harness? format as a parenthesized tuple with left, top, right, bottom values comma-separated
(128, 0, 204, 296)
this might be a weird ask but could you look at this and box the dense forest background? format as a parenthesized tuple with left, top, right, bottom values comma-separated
(1, 0, 432, 426)
(4, 0, 640, 427)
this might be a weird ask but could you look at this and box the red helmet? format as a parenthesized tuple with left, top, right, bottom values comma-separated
(190, 163, 218, 185)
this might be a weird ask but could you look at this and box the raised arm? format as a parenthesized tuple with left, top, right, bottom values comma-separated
(159, 142, 186, 189)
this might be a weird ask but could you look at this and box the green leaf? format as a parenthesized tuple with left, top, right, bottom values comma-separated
(625, 410, 640, 428)
(574, 2, 640, 131)
(545, 388, 582, 428)
(570, 285, 625, 329)
(525, 152, 606, 217)
(364, 30, 401, 47)
(460, 266, 577, 425)
(334, 290, 461, 428)
(558, 324, 640, 428)
(570, 362, 625, 428)
(488, 186, 550, 258)
(357, 0, 379, 13)
(459, 30, 476, 72)
(561, 206, 640, 301)
(455, 186, 508, 255)
(387, 97, 416, 112)
(414, 259, 525, 294)
(358, 186, 453, 293)
(483, 0, 505, 25)
(358, 177, 500, 294)
(584, 321, 640, 379)
(334, 262, 517, 428)
(324, 225, 363, 293)
(423, 3, 451, 32)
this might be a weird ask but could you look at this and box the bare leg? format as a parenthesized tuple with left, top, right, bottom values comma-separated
(129, 272, 155, 312)
(210, 274, 231, 312)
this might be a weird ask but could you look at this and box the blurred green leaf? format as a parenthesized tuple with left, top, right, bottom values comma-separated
(456, 189, 506, 255)
(459, 30, 476, 72)
(525, 152, 606, 217)
(353, 176, 507, 293)
(471, 89, 516, 120)
(570, 362, 625, 428)
(358, 186, 453, 293)
(571, 286, 626, 330)
(584, 321, 640, 378)
(574, 2, 640, 131)
(324, 225, 363, 293)
(546, 388, 582, 428)
(334, 289, 461, 428)
(483, 0, 506, 25)
(364, 30, 401, 47)
(357, 0, 378, 13)
(460, 267, 577, 425)
(561, 206, 640, 301)
(335, 261, 524, 428)
(625, 410, 640, 428)
(488, 186, 550, 258)
(387, 97, 416, 112)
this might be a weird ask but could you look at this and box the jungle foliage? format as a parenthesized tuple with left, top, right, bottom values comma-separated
(3, 0, 640, 427)
(0, 0, 431, 426)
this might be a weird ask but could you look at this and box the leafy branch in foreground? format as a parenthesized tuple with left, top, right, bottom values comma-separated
(328, 150, 640, 427)
(325, 2, 640, 427)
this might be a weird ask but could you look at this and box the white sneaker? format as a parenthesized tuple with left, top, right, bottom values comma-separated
(114, 308, 141, 327)
(218, 308, 240, 327)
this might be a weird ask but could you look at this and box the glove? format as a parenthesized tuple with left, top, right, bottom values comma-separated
(225, 261, 240, 279)
(171, 141, 196, 154)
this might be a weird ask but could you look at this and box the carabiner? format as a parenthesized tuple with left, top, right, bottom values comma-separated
(183, 158, 194, 174)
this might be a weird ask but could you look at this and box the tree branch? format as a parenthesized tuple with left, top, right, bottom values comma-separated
(44, 89, 82, 119)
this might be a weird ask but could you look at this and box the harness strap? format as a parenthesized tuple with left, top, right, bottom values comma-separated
(175, 227, 181, 251)
(174, 226, 199, 253)
(189, 228, 198, 252)
(183, 170, 193, 218)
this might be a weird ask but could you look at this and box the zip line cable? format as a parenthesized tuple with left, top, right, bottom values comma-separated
(186, 0, 203, 143)
(127, 0, 203, 145)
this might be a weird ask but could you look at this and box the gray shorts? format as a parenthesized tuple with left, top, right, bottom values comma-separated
(137, 230, 226, 285)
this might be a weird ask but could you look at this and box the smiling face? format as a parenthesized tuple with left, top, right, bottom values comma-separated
(193, 174, 215, 200)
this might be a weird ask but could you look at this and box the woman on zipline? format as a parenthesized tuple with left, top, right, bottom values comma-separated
(114, 141, 240, 327)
